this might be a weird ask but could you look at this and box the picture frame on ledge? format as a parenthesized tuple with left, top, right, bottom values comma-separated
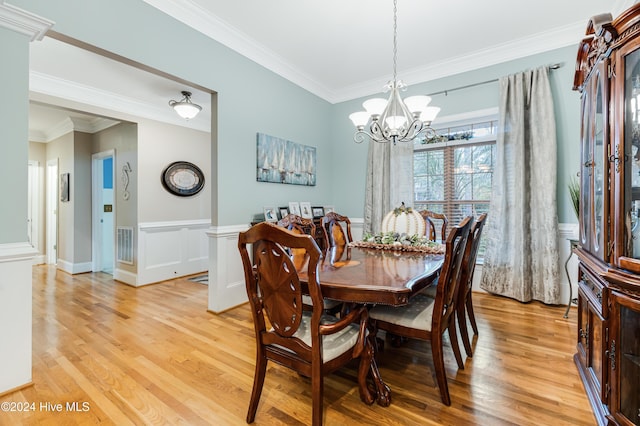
(312, 206, 325, 218)
(300, 202, 313, 219)
(323, 205, 335, 215)
(288, 202, 301, 216)
(263, 206, 278, 222)
(279, 207, 289, 219)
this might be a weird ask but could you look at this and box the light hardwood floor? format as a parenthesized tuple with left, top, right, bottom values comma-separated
(0, 265, 594, 425)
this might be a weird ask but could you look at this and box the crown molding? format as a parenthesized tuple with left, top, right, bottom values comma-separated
(29, 71, 211, 133)
(0, 1, 53, 41)
(141, 0, 332, 101)
(335, 21, 590, 103)
(30, 116, 121, 143)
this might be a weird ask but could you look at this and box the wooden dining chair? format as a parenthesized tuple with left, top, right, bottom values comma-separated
(419, 210, 448, 242)
(278, 213, 342, 312)
(277, 213, 317, 237)
(456, 213, 487, 357)
(238, 222, 375, 425)
(368, 216, 472, 406)
(322, 212, 353, 248)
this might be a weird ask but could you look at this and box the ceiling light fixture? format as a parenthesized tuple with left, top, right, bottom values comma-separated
(169, 91, 202, 120)
(349, 0, 439, 145)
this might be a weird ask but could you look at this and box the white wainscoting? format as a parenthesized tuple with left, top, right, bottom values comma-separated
(0, 242, 38, 394)
(206, 224, 250, 313)
(135, 219, 210, 287)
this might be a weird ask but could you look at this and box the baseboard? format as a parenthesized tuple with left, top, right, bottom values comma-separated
(56, 259, 92, 274)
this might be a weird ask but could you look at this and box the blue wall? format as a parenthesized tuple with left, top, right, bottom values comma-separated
(0, 26, 29, 244)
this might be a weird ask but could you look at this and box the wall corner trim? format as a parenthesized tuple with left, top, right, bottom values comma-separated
(0, 2, 54, 41)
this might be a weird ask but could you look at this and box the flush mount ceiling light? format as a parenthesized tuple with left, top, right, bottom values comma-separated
(349, 0, 440, 145)
(169, 91, 202, 120)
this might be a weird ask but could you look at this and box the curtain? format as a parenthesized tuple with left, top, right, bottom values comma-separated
(479, 66, 561, 304)
(363, 140, 414, 234)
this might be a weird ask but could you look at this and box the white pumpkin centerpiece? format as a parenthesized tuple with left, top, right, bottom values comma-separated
(381, 203, 426, 237)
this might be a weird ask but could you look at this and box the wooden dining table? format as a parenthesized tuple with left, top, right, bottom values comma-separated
(296, 243, 445, 407)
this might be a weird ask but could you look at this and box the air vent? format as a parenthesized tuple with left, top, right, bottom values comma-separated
(117, 226, 134, 264)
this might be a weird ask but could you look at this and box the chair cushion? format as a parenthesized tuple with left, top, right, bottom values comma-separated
(301, 294, 343, 310)
(369, 294, 435, 332)
(291, 311, 360, 362)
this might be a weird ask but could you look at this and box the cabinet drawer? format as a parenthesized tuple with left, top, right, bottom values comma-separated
(578, 266, 607, 316)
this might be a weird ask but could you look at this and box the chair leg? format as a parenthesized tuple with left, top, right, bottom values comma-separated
(457, 302, 473, 358)
(247, 352, 267, 423)
(447, 317, 464, 370)
(431, 333, 451, 406)
(311, 370, 323, 426)
(466, 296, 479, 335)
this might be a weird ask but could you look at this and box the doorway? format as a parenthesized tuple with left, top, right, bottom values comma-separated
(46, 159, 58, 265)
(92, 150, 115, 274)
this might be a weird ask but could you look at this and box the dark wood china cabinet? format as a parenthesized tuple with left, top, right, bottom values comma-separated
(574, 4, 640, 426)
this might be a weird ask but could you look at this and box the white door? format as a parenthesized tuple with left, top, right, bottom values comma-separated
(92, 150, 115, 274)
(46, 159, 58, 265)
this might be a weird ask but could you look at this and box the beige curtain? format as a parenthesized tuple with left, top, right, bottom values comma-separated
(479, 66, 561, 304)
(363, 140, 414, 234)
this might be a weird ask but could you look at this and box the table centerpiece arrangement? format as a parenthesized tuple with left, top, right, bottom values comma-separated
(349, 231, 444, 254)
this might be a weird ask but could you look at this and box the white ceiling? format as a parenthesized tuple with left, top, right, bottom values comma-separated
(29, 0, 633, 139)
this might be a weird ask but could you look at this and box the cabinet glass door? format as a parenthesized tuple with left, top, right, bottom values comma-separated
(580, 88, 592, 251)
(592, 68, 607, 259)
(626, 48, 640, 261)
(610, 292, 640, 425)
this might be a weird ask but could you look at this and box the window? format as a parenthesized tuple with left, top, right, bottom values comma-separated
(414, 117, 497, 258)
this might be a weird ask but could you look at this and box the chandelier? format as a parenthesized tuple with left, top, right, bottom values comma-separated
(349, 0, 439, 145)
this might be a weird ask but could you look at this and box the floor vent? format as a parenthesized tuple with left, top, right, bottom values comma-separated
(117, 226, 134, 264)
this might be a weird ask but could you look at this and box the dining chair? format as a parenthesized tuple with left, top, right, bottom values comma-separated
(238, 222, 374, 425)
(277, 213, 317, 237)
(419, 210, 449, 242)
(368, 216, 472, 406)
(277, 213, 341, 312)
(456, 213, 487, 357)
(322, 212, 353, 248)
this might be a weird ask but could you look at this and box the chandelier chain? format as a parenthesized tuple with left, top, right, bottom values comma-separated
(392, 0, 398, 84)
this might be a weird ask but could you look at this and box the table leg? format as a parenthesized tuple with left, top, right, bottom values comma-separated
(367, 333, 391, 406)
(370, 354, 391, 406)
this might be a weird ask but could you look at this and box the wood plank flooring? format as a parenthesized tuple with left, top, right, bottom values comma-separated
(0, 265, 594, 425)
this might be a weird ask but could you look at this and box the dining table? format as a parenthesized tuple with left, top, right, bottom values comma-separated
(295, 242, 445, 407)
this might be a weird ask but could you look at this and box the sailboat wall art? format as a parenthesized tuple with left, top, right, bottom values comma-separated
(256, 133, 316, 186)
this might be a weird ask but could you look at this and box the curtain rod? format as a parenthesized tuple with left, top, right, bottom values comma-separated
(426, 63, 562, 97)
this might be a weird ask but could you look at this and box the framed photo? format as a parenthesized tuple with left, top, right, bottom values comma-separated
(288, 201, 301, 216)
(263, 206, 278, 222)
(279, 207, 289, 219)
(300, 202, 312, 219)
(312, 206, 325, 218)
(60, 173, 70, 202)
(323, 205, 335, 215)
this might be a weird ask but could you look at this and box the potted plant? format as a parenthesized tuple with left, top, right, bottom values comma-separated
(568, 175, 580, 220)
